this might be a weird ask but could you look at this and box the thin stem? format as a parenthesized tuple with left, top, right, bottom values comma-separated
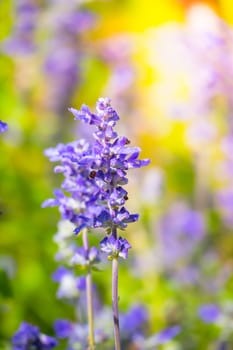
(112, 257, 121, 350)
(82, 229, 95, 349)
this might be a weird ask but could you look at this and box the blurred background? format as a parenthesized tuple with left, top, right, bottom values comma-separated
(1, 0, 233, 349)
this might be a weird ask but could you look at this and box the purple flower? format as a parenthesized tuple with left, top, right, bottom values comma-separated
(42, 139, 102, 233)
(44, 98, 150, 238)
(3, 1, 38, 55)
(54, 322, 89, 350)
(100, 235, 131, 260)
(153, 325, 180, 344)
(0, 121, 8, 133)
(12, 322, 57, 350)
(68, 98, 150, 233)
(121, 305, 148, 337)
(54, 320, 73, 339)
(198, 304, 221, 323)
(70, 246, 100, 267)
(160, 202, 205, 267)
(52, 267, 85, 299)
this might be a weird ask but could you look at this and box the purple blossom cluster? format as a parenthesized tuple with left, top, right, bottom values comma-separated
(43, 97, 149, 258)
(12, 322, 57, 350)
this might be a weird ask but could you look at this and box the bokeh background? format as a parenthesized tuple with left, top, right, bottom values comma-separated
(1, 0, 233, 349)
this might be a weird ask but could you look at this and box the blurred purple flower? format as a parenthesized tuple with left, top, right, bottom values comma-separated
(52, 266, 86, 299)
(54, 320, 73, 339)
(3, 0, 38, 55)
(43, 8, 96, 114)
(43, 45, 79, 114)
(56, 323, 89, 349)
(160, 202, 205, 267)
(12, 322, 57, 350)
(154, 325, 180, 344)
(0, 121, 8, 133)
(198, 304, 221, 323)
(70, 246, 100, 267)
(121, 305, 148, 337)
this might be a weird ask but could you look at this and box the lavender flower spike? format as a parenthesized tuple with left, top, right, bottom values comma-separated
(68, 98, 150, 235)
(0, 121, 8, 133)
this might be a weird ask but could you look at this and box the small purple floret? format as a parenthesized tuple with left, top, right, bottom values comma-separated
(70, 246, 100, 266)
(100, 234, 131, 260)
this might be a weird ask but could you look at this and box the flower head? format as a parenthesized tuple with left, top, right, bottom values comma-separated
(100, 235, 131, 260)
(44, 98, 150, 239)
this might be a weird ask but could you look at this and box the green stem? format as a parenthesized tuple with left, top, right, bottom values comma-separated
(112, 257, 121, 350)
(82, 229, 95, 349)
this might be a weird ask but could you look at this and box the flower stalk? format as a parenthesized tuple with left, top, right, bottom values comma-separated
(82, 228, 95, 349)
(112, 257, 121, 350)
